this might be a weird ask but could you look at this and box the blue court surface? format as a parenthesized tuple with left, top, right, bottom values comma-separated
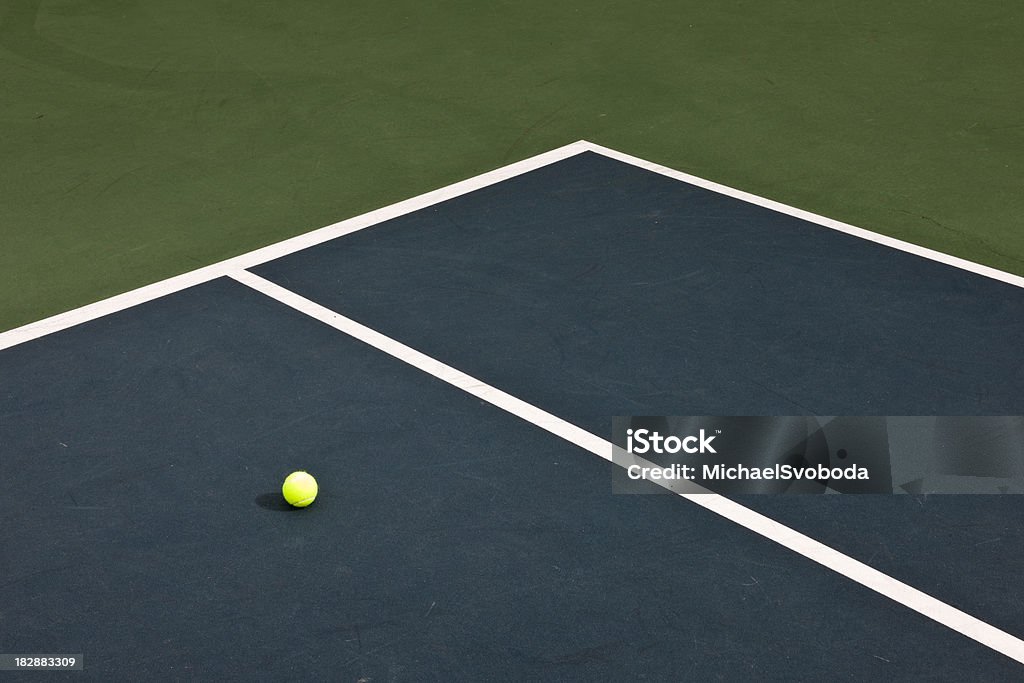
(2, 142, 1023, 680)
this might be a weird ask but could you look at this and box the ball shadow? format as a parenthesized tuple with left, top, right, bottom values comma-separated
(254, 492, 299, 512)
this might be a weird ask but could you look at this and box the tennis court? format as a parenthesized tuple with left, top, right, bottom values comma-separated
(2, 3, 1023, 681)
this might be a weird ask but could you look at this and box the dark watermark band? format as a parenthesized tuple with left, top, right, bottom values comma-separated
(611, 416, 1024, 494)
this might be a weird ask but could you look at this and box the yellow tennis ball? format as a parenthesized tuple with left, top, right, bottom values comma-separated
(282, 471, 318, 508)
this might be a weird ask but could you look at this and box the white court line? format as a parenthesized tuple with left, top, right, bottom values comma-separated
(2, 139, 1022, 352)
(230, 268, 1024, 665)
(577, 141, 1024, 290)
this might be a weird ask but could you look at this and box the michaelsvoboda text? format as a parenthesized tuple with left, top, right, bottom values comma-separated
(623, 428, 869, 482)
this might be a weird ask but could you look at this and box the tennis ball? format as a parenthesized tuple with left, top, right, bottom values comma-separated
(282, 471, 318, 508)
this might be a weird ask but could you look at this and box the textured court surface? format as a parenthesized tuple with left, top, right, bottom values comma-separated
(2, 147, 1023, 680)
(3, 1, 1023, 334)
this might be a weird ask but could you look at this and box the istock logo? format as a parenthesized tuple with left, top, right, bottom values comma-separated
(626, 428, 717, 454)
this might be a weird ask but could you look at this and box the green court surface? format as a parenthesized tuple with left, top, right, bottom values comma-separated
(2, 0, 1022, 332)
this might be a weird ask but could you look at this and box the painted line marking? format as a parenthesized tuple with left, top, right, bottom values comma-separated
(579, 141, 1024, 289)
(230, 267, 1024, 666)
